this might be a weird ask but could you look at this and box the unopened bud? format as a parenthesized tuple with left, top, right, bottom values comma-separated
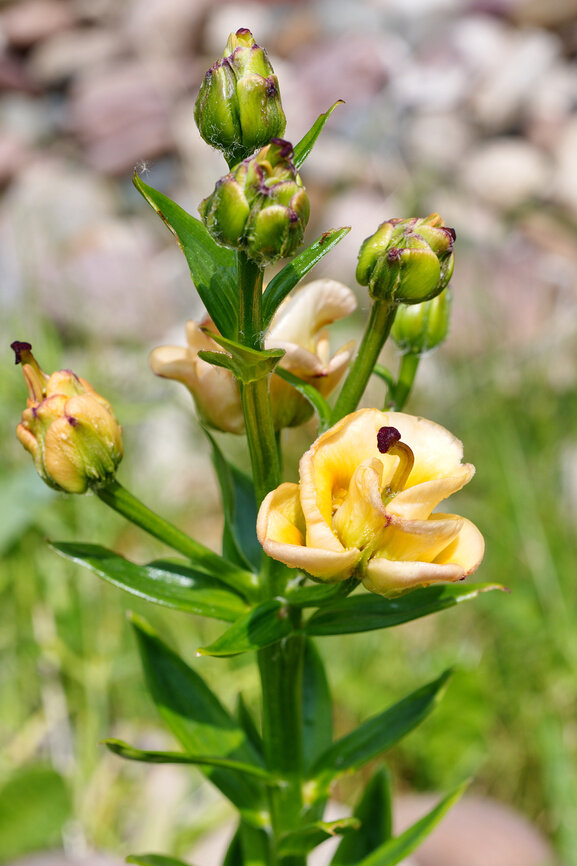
(391, 288, 452, 355)
(11, 341, 123, 494)
(199, 139, 310, 265)
(194, 28, 286, 164)
(356, 214, 455, 304)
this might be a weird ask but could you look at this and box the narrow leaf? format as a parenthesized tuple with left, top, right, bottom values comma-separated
(305, 583, 505, 636)
(104, 739, 275, 782)
(198, 599, 294, 657)
(293, 100, 344, 168)
(262, 227, 351, 327)
(127, 855, 195, 866)
(223, 827, 243, 866)
(357, 781, 469, 866)
(286, 577, 358, 608)
(131, 614, 265, 813)
(273, 368, 332, 430)
(133, 174, 238, 338)
(205, 431, 260, 571)
(51, 543, 248, 621)
(278, 818, 360, 857)
(372, 365, 395, 390)
(199, 331, 285, 384)
(310, 671, 452, 790)
(126, 854, 196, 866)
(331, 767, 393, 864)
(236, 695, 264, 759)
(302, 639, 332, 773)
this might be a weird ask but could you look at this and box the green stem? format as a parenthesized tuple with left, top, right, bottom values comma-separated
(390, 351, 420, 411)
(331, 299, 397, 423)
(258, 634, 306, 865)
(95, 479, 257, 595)
(236, 252, 281, 508)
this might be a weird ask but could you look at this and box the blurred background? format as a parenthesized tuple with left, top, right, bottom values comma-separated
(1, 0, 577, 863)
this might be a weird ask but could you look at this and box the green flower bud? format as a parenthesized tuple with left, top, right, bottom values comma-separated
(194, 28, 286, 164)
(391, 288, 452, 355)
(199, 139, 310, 265)
(12, 341, 123, 494)
(356, 214, 455, 304)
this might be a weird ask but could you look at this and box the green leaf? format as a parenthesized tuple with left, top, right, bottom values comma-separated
(0, 766, 70, 861)
(104, 739, 275, 782)
(293, 100, 344, 169)
(236, 694, 264, 759)
(127, 855, 195, 866)
(198, 599, 294, 657)
(310, 670, 452, 792)
(204, 430, 260, 571)
(278, 818, 360, 857)
(51, 542, 249, 622)
(272, 368, 332, 430)
(357, 781, 469, 866)
(134, 174, 238, 339)
(131, 614, 265, 814)
(222, 827, 243, 866)
(330, 767, 393, 864)
(199, 330, 285, 384)
(304, 583, 505, 636)
(286, 577, 358, 608)
(302, 639, 332, 773)
(262, 227, 351, 327)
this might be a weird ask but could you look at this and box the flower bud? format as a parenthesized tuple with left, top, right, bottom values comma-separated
(356, 214, 455, 304)
(194, 28, 286, 164)
(199, 139, 310, 265)
(11, 341, 123, 494)
(391, 288, 452, 355)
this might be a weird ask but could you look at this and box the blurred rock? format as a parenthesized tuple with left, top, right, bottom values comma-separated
(66, 61, 176, 174)
(552, 116, 577, 218)
(30, 27, 124, 87)
(510, 0, 577, 28)
(460, 138, 551, 210)
(1, 0, 77, 49)
(397, 793, 555, 866)
(8, 856, 117, 866)
(407, 112, 472, 171)
(0, 132, 33, 186)
(122, 0, 211, 59)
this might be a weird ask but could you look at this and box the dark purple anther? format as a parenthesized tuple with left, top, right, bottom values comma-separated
(377, 426, 401, 454)
(11, 341, 33, 364)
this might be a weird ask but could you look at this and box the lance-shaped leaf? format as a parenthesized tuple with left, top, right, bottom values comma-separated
(305, 583, 504, 636)
(51, 543, 249, 622)
(302, 639, 332, 773)
(131, 614, 265, 814)
(355, 781, 469, 866)
(199, 331, 285, 384)
(273, 368, 332, 431)
(104, 739, 276, 782)
(309, 670, 451, 793)
(198, 599, 294, 657)
(204, 431, 260, 572)
(330, 767, 393, 864)
(278, 818, 360, 858)
(223, 822, 271, 866)
(236, 695, 264, 759)
(262, 227, 351, 327)
(286, 577, 358, 608)
(127, 856, 195, 866)
(293, 100, 344, 168)
(134, 174, 238, 339)
(223, 828, 243, 866)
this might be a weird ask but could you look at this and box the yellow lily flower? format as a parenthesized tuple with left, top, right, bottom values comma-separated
(149, 279, 356, 432)
(257, 408, 484, 596)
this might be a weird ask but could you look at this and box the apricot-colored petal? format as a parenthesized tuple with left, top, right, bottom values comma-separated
(379, 513, 463, 562)
(387, 466, 475, 520)
(258, 483, 359, 579)
(432, 513, 485, 574)
(267, 279, 357, 349)
(333, 458, 387, 550)
(362, 559, 465, 597)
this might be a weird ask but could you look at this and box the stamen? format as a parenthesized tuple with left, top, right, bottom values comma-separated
(11, 340, 49, 402)
(377, 425, 415, 494)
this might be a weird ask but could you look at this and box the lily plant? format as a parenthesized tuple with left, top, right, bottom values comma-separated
(11, 28, 501, 866)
